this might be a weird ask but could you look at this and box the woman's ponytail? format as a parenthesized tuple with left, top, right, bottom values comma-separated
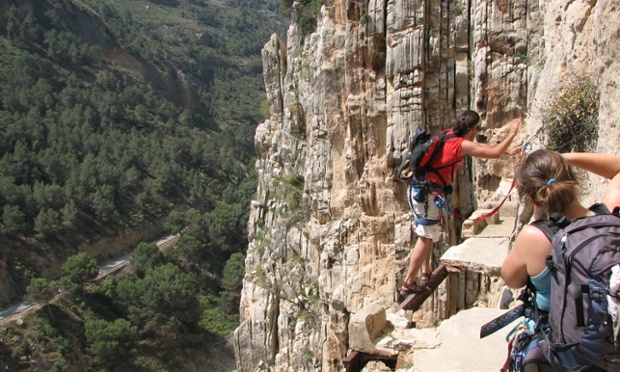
(516, 149, 585, 216)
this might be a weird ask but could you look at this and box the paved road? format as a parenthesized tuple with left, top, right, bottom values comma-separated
(95, 253, 131, 280)
(0, 301, 38, 321)
(0, 234, 179, 322)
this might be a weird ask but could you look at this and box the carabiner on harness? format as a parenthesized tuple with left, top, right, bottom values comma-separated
(437, 214, 445, 227)
(434, 194, 446, 208)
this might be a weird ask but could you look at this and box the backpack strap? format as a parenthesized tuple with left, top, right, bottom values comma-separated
(588, 202, 611, 215)
(529, 219, 560, 242)
(530, 218, 564, 274)
(548, 212, 570, 228)
(528, 204, 611, 243)
(424, 132, 458, 190)
(428, 133, 457, 171)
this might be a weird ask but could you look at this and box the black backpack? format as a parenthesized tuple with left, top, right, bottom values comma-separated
(530, 203, 620, 371)
(398, 127, 457, 188)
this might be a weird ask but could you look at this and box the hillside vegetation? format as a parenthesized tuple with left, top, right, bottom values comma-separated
(0, 0, 287, 369)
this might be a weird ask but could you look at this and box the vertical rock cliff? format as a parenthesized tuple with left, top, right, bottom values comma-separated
(234, 0, 620, 370)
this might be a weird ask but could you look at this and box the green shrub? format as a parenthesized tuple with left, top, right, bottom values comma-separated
(543, 75, 599, 153)
(282, 174, 305, 212)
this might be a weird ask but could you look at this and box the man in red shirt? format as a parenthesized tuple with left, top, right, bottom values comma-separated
(400, 110, 522, 296)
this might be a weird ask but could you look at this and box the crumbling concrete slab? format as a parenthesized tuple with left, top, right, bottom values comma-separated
(439, 237, 509, 275)
(440, 213, 516, 275)
(461, 209, 499, 237)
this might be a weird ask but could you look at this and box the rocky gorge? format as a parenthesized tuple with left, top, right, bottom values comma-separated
(233, 0, 620, 370)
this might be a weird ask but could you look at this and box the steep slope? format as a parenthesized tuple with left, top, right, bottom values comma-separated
(0, 0, 287, 305)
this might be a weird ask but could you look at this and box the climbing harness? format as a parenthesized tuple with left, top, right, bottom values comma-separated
(408, 176, 451, 225)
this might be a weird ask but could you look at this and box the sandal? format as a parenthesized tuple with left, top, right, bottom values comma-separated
(420, 272, 432, 288)
(399, 282, 429, 297)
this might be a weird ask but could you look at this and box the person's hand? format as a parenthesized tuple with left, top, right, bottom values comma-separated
(505, 146, 521, 156)
(509, 118, 522, 136)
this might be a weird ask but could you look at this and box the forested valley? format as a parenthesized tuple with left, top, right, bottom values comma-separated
(0, 0, 289, 369)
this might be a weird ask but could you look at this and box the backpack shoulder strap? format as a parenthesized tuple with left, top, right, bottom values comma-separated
(436, 132, 457, 146)
(440, 132, 457, 140)
(423, 132, 459, 188)
(588, 202, 611, 215)
(529, 219, 559, 242)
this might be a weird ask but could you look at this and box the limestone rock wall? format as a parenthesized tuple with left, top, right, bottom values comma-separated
(234, 0, 620, 371)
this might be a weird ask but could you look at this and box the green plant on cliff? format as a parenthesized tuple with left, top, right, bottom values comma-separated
(280, 0, 324, 35)
(454, 4, 464, 15)
(542, 75, 599, 153)
(281, 173, 305, 223)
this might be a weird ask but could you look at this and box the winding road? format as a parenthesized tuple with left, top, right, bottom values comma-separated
(0, 234, 179, 323)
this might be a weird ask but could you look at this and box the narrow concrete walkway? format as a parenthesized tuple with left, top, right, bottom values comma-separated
(386, 307, 520, 371)
(401, 211, 518, 371)
(401, 200, 520, 371)
(348, 193, 522, 371)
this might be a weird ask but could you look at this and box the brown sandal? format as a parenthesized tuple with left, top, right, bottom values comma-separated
(420, 272, 432, 288)
(399, 282, 429, 297)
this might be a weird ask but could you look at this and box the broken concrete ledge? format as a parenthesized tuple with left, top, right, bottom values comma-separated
(440, 215, 516, 276)
(348, 302, 399, 358)
(439, 237, 508, 276)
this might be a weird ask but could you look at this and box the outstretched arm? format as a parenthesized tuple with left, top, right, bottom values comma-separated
(563, 152, 620, 209)
(461, 118, 521, 159)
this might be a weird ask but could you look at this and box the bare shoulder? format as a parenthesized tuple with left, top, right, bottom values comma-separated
(516, 224, 552, 250)
(501, 223, 552, 287)
(512, 224, 553, 263)
(459, 139, 479, 156)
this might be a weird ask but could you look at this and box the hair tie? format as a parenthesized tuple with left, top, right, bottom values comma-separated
(547, 178, 556, 186)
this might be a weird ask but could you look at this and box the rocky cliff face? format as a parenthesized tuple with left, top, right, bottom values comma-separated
(234, 0, 620, 370)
